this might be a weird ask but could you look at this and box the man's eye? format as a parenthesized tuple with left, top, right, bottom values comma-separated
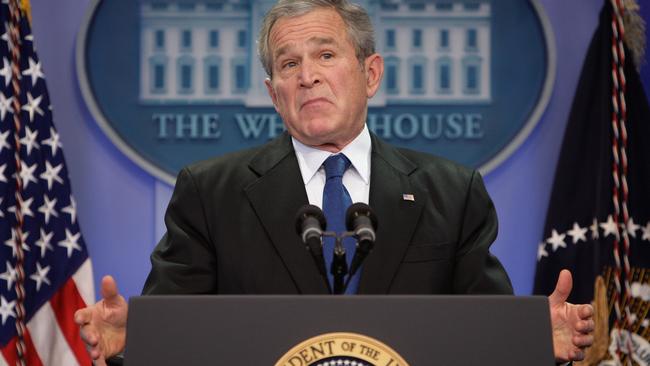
(283, 61, 297, 69)
(321, 53, 333, 59)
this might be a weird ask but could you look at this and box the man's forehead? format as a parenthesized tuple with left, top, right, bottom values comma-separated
(273, 36, 339, 59)
(268, 8, 347, 54)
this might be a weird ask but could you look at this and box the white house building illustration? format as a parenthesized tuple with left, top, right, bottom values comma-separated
(139, 0, 491, 106)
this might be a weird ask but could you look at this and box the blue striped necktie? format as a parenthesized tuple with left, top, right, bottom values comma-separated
(322, 154, 360, 294)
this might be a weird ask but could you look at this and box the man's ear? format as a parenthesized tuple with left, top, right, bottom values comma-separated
(264, 78, 280, 112)
(364, 53, 384, 98)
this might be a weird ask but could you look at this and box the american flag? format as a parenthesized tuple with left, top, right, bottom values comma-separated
(0, 1, 95, 365)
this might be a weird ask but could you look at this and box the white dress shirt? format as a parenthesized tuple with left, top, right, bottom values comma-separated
(291, 125, 371, 208)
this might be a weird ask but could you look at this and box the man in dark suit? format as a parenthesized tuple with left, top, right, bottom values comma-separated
(75, 0, 594, 363)
(142, 132, 511, 296)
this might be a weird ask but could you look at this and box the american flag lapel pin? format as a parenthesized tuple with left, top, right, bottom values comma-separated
(402, 193, 415, 202)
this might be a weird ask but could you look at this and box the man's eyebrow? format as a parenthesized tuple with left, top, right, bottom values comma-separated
(309, 36, 337, 47)
(274, 36, 338, 59)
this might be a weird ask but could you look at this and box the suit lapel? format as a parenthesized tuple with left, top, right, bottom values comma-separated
(358, 135, 425, 294)
(244, 134, 329, 294)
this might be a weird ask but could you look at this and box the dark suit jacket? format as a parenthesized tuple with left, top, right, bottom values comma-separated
(142, 133, 513, 295)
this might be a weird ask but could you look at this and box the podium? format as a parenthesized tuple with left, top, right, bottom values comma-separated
(123, 295, 555, 365)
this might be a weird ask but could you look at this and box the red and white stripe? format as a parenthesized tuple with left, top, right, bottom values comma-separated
(0, 259, 95, 366)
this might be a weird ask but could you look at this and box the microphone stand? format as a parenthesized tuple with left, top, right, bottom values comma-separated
(322, 230, 356, 295)
(343, 237, 371, 292)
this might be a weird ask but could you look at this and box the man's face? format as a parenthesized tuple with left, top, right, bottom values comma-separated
(264, 8, 383, 151)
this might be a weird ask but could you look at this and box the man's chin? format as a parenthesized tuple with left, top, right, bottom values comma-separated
(297, 124, 338, 141)
(300, 131, 357, 152)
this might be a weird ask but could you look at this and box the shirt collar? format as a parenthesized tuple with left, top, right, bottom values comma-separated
(292, 124, 371, 185)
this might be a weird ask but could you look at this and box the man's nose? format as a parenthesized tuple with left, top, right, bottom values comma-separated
(298, 60, 321, 87)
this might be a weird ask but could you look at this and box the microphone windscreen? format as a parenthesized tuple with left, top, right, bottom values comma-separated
(345, 202, 378, 232)
(295, 204, 327, 234)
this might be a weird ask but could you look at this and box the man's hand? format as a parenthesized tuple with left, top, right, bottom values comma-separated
(548, 269, 595, 362)
(74, 275, 128, 365)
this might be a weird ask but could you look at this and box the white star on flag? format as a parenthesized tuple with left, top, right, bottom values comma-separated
(0, 260, 16, 290)
(641, 222, 650, 242)
(0, 57, 10, 86)
(600, 215, 619, 238)
(62, 196, 77, 224)
(0, 90, 13, 120)
(41, 127, 62, 156)
(0, 22, 10, 47)
(8, 196, 34, 217)
(21, 91, 44, 122)
(537, 242, 548, 260)
(38, 195, 58, 224)
(22, 57, 44, 86)
(19, 160, 38, 189)
(0, 295, 16, 325)
(626, 218, 640, 239)
(34, 228, 53, 258)
(567, 222, 588, 244)
(546, 229, 567, 251)
(19, 125, 39, 156)
(4, 229, 29, 257)
(0, 130, 10, 155)
(29, 262, 51, 291)
(0, 163, 7, 183)
(0, 197, 3, 218)
(58, 229, 81, 258)
(590, 218, 600, 239)
(40, 160, 63, 190)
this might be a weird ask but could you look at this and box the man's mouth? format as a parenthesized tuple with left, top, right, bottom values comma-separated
(300, 97, 331, 109)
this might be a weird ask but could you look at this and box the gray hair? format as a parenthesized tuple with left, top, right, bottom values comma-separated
(257, 0, 376, 77)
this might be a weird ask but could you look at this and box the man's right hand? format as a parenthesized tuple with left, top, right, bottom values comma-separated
(74, 275, 128, 365)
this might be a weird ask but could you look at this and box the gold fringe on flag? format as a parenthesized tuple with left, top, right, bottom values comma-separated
(19, 0, 30, 25)
(577, 276, 610, 366)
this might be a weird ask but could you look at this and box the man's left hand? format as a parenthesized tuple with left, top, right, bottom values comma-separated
(548, 269, 595, 362)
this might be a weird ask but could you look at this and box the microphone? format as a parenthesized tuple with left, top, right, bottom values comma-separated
(345, 203, 378, 279)
(295, 205, 331, 293)
(295, 204, 326, 244)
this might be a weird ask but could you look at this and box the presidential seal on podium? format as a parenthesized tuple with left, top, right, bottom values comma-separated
(275, 332, 409, 366)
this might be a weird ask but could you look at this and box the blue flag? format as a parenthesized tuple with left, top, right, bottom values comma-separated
(534, 1, 650, 364)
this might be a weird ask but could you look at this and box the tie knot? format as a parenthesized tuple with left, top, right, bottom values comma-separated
(323, 154, 351, 179)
